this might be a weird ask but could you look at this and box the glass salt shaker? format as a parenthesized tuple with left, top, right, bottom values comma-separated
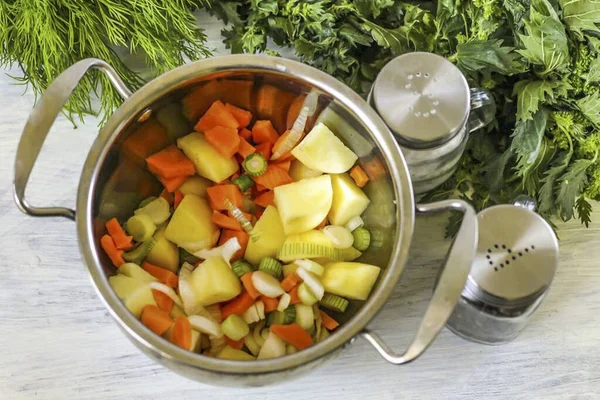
(368, 52, 497, 195)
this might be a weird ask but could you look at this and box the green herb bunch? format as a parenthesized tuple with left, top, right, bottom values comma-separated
(214, 0, 600, 229)
(0, 0, 211, 124)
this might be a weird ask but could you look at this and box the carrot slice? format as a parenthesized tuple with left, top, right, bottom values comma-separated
(350, 165, 369, 188)
(219, 229, 249, 261)
(241, 273, 261, 299)
(288, 285, 301, 305)
(252, 165, 293, 190)
(281, 273, 302, 292)
(152, 289, 174, 313)
(158, 175, 187, 193)
(254, 208, 264, 220)
(255, 142, 273, 160)
(237, 137, 256, 159)
(224, 336, 245, 350)
(171, 316, 192, 350)
(205, 125, 241, 159)
(174, 190, 184, 210)
(286, 95, 305, 130)
(363, 156, 387, 181)
(270, 324, 314, 350)
(195, 100, 240, 132)
(211, 211, 242, 231)
(142, 261, 178, 288)
(273, 160, 291, 172)
(254, 191, 274, 208)
(146, 145, 196, 179)
(319, 310, 340, 330)
(221, 291, 255, 320)
(105, 218, 133, 250)
(141, 305, 173, 335)
(252, 120, 279, 144)
(261, 296, 279, 313)
(101, 235, 124, 267)
(239, 128, 252, 141)
(255, 183, 268, 192)
(121, 118, 171, 167)
(160, 188, 174, 206)
(225, 104, 253, 129)
(207, 184, 243, 211)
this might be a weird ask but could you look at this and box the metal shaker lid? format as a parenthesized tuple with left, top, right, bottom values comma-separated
(464, 204, 559, 306)
(372, 52, 470, 149)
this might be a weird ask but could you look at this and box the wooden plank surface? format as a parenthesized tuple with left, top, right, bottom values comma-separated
(1, 12, 599, 400)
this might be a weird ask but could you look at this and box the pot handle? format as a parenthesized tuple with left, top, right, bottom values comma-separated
(13, 58, 131, 220)
(361, 199, 477, 364)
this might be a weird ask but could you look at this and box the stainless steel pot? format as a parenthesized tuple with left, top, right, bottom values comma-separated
(14, 55, 478, 386)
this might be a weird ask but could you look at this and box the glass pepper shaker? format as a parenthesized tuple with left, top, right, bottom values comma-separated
(368, 52, 497, 195)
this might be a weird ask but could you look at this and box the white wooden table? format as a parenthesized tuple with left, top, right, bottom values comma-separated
(1, 13, 600, 400)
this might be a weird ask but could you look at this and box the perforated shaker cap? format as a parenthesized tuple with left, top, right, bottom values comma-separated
(372, 52, 470, 149)
(464, 205, 559, 307)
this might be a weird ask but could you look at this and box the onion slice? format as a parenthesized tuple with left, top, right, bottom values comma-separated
(178, 262, 201, 315)
(188, 315, 222, 338)
(224, 199, 260, 243)
(297, 267, 324, 300)
(194, 237, 240, 266)
(271, 91, 319, 160)
(148, 282, 183, 308)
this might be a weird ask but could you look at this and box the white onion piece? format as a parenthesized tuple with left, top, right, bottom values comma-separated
(255, 300, 265, 320)
(251, 271, 285, 298)
(322, 225, 354, 249)
(271, 91, 318, 160)
(253, 321, 266, 347)
(243, 304, 260, 324)
(344, 216, 364, 232)
(258, 332, 286, 359)
(295, 259, 324, 276)
(188, 315, 222, 338)
(194, 237, 240, 267)
(244, 335, 261, 357)
(178, 262, 201, 315)
(297, 267, 324, 300)
(277, 293, 291, 312)
(148, 282, 183, 308)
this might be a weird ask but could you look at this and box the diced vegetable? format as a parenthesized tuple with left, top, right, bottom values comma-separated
(328, 173, 371, 226)
(270, 324, 314, 351)
(237, 137, 256, 159)
(345, 216, 364, 232)
(239, 128, 252, 141)
(257, 257, 283, 279)
(146, 145, 196, 178)
(222, 315, 250, 341)
(288, 159, 322, 181)
(257, 331, 286, 360)
(277, 293, 291, 312)
(322, 225, 354, 249)
(165, 194, 219, 253)
(296, 267, 324, 300)
(205, 125, 240, 159)
(171, 316, 193, 350)
(255, 142, 273, 161)
(231, 174, 255, 192)
(282, 263, 299, 278)
(244, 335, 261, 357)
(352, 227, 371, 251)
(273, 160, 291, 172)
(158, 174, 187, 193)
(319, 293, 349, 313)
(217, 346, 256, 361)
(291, 123, 358, 173)
(105, 218, 133, 250)
(349, 165, 369, 188)
(266, 305, 296, 325)
(139, 196, 157, 209)
(178, 175, 212, 197)
(252, 165, 293, 190)
(261, 295, 279, 313)
(252, 120, 279, 144)
(195, 100, 240, 131)
(295, 259, 324, 277)
(321, 262, 380, 300)
(142, 261, 178, 287)
(219, 229, 249, 262)
(243, 302, 260, 324)
(146, 225, 179, 273)
(224, 337, 245, 350)
(119, 262, 157, 283)
(241, 273, 261, 299)
(288, 285, 301, 305)
(244, 205, 286, 266)
(297, 283, 318, 306)
(225, 103, 252, 128)
(207, 184, 243, 211)
(231, 259, 253, 279)
(177, 132, 238, 183)
(152, 289, 174, 313)
(101, 235, 125, 267)
(293, 304, 315, 331)
(319, 310, 340, 330)
(126, 214, 156, 242)
(277, 230, 343, 263)
(271, 91, 317, 160)
(253, 191, 274, 208)
(188, 315, 223, 338)
(251, 271, 285, 298)
(340, 246, 363, 262)
(274, 175, 333, 235)
(221, 291, 255, 320)
(192, 257, 242, 306)
(108, 275, 156, 317)
(281, 272, 302, 292)
(243, 153, 268, 177)
(141, 305, 173, 335)
(123, 238, 156, 265)
(211, 212, 242, 231)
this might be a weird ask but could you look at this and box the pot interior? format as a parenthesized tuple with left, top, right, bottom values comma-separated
(91, 65, 400, 341)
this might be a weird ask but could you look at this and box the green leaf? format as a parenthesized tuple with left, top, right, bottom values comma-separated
(485, 149, 514, 191)
(359, 19, 409, 56)
(559, 0, 600, 39)
(453, 40, 524, 75)
(517, 0, 569, 74)
(510, 107, 549, 166)
(577, 92, 600, 126)
(339, 24, 373, 47)
(539, 150, 572, 214)
(355, 0, 394, 19)
(576, 196, 593, 227)
(513, 80, 564, 121)
(502, 0, 530, 24)
(209, 1, 243, 26)
(555, 158, 594, 220)
(585, 57, 600, 83)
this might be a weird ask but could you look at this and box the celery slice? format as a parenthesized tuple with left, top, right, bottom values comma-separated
(297, 283, 318, 306)
(231, 259, 253, 278)
(231, 174, 255, 192)
(135, 197, 171, 225)
(294, 304, 314, 331)
(319, 293, 349, 313)
(139, 196, 158, 209)
(123, 238, 156, 264)
(126, 214, 156, 242)
(352, 227, 371, 251)
(243, 153, 268, 177)
(258, 257, 283, 279)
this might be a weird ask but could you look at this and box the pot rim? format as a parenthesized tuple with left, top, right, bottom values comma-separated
(76, 55, 415, 374)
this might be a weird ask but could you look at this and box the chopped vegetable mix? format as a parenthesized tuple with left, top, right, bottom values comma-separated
(104, 99, 384, 359)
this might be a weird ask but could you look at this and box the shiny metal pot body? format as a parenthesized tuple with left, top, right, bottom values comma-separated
(14, 56, 477, 386)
